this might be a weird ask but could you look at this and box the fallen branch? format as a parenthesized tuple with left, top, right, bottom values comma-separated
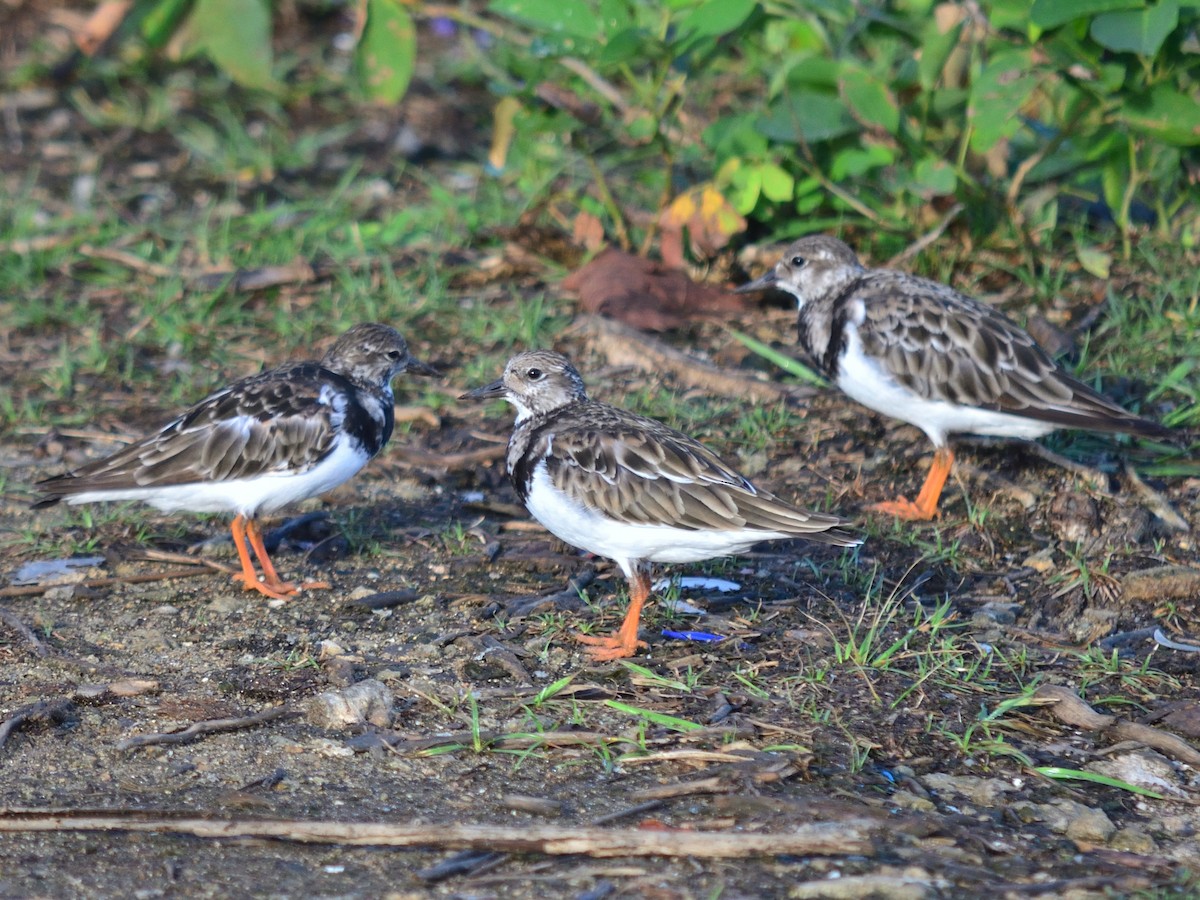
(0, 809, 877, 858)
(0, 567, 215, 599)
(504, 567, 597, 617)
(1034, 685, 1200, 768)
(393, 444, 508, 470)
(419, 798, 664, 882)
(116, 706, 298, 751)
(0, 699, 75, 750)
(1123, 462, 1189, 533)
(576, 316, 803, 404)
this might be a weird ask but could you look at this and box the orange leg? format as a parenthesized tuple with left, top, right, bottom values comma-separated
(870, 446, 955, 521)
(245, 517, 329, 596)
(577, 569, 652, 661)
(229, 515, 291, 599)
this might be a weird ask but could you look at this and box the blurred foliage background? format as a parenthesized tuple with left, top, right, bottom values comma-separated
(6, 0, 1200, 266)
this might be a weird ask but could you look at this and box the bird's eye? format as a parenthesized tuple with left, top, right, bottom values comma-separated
(526, 368, 544, 381)
(386, 349, 403, 360)
(790, 255, 807, 268)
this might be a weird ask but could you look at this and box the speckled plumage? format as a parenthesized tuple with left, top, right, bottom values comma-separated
(461, 350, 859, 659)
(34, 323, 435, 597)
(737, 235, 1168, 519)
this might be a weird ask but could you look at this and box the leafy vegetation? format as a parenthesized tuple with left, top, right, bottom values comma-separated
(43, 0, 1200, 261)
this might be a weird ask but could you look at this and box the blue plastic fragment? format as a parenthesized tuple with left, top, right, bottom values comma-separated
(661, 630, 727, 643)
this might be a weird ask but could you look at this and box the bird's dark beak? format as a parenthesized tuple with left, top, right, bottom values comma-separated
(459, 379, 507, 401)
(734, 269, 778, 293)
(404, 356, 439, 377)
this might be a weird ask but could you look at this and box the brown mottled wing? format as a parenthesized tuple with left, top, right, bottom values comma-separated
(541, 404, 857, 544)
(856, 272, 1166, 435)
(35, 364, 345, 498)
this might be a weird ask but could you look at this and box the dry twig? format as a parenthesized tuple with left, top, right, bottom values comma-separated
(0, 809, 877, 858)
(116, 706, 298, 751)
(0, 566, 218, 600)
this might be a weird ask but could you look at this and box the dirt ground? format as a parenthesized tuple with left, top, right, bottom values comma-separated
(3, 10, 1200, 899)
(3, 365, 1199, 898)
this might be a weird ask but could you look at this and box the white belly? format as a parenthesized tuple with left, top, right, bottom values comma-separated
(63, 436, 371, 517)
(524, 463, 794, 577)
(837, 326, 1057, 445)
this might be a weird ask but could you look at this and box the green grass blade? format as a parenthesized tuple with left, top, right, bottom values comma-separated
(531, 674, 575, 706)
(604, 700, 703, 732)
(727, 329, 826, 386)
(1034, 766, 1165, 799)
(616, 660, 691, 692)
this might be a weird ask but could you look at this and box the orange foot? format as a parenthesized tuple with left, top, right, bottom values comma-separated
(869, 497, 936, 521)
(230, 514, 330, 600)
(576, 631, 649, 661)
(231, 571, 300, 599)
(576, 569, 651, 660)
(871, 446, 954, 522)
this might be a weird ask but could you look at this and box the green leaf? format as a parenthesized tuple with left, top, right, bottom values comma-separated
(676, 0, 756, 38)
(756, 91, 858, 144)
(600, 27, 653, 66)
(917, 16, 963, 90)
(187, 0, 276, 91)
(758, 163, 794, 202)
(604, 700, 702, 732)
(1119, 84, 1200, 145)
(531, 674, 575, 705)
(139, 0, 194, 48)
(1030, 0, 1143, 29)
(1035, 766, 1166, 799)
(616, 660, 692, 692)
(908, 156, 958, 197)
(727, 162, 763, 215)
(968, 49, 1039, 153)
(840, 67, 900, 133)
(357, 0, 416, 104)
(489, 0, 602, 40)
(988, 0, 1038, 31)
(1101, 156, 1125, 220)
(1075, 244, 1112, 278)
(830, 144, 895, 181)
(1090, 0, 1180, 54)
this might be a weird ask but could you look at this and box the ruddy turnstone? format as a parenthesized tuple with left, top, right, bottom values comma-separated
(33, 323, 435, 598)
(737, 235, 1169, 520)
(461, 350, 860, 660)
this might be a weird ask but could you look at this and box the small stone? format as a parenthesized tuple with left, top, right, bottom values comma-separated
(107, 679, 159, 697)
(1065, 807, 1116, 843)
(317, 639, 347, 660)
(1086, 749, 1186, 799)
(921, 773, 1015, 806)
(1023, 547, 1056, 573)
(308, 738, 355, 758)
(891, 790, 936, 812)
(1109, 826, 1157, 854)
(304, 679, 393, 729)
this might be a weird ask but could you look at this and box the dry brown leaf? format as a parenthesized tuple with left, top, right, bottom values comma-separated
(572, 211, 606, 252)
(561, 247, 750, 331)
